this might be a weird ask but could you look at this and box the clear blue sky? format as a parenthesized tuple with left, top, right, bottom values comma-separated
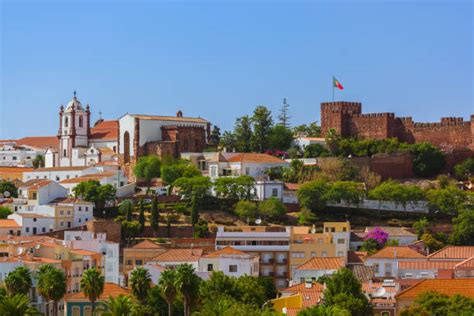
(1, 0, 472, 139)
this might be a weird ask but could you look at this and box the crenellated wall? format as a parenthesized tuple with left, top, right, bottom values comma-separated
(321, 102, 474, 152)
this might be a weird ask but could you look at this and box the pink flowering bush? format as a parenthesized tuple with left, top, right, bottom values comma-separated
(364, 226, 389, 246)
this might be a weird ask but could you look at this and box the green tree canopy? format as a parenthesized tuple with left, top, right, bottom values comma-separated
(101, 294, 141, 316)
(0, 293, 40, 316)
(426, 186, 468, 215)
(32, 155, 45, 169)
(130, 267, 152, 304)
(325, 181, 365, 204)
(369, 180, 425, 208)
(409, 142, 445, 177)
(258, 197, 287, 221)
(400, 291, 474, 316)
(73, 180, 116, 212)
(268, 124, 293, 151)
(303, 143, 330, 158)
(174, 264, 201, 316)
(297, 179, 330, 212)
(0, 206, 12, 219)
(0, 181, 18, 198)
(161, 159, 200, 187)
(214, 176, 255, 200)
(251, 106, 273, 152)
(36, 264, 67, 316)
(119, 199, 134, 221)
(158, 269, 178, 316)
(234, 115, 253, 153)
(133, 156, 161, 188)
(450, 209, 474, 246)
(235, 200, 259, 221)
(454, 158, 474, 181)
(4, 266, 32, 297)
(80, 268, 105, 316)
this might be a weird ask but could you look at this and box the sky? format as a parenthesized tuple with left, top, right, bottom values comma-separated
(0, 0, 473, 139)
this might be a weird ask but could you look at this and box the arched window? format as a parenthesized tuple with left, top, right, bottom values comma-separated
(65, 117, 69, 127)
(123, 131, 130, 164)
(79, 116, 83, 127)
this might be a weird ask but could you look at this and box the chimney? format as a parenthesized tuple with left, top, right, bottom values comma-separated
(304, 279, 312, 289)
(176, 110, 183, 118)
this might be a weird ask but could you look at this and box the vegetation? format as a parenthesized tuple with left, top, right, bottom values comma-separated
(0, 180, 18, 198)
(0, 206, 12, 219)
(0, 294, 40, 316)
(129, 267, 152, 304)
(4, 266, 32, 297)
(32, 155, 45, 169)
(133, 156, 161, 190)
(258, 197, 287, 221)
(73, 180, 116, 214)
(368, 180, 424, 209)
(235, 200, 259, 221)
(101, 295, 140, 316)
(450, 209, 474, 246)
(80, 268, 105, 316)
(409, 143, 445, 177)
(36, 264, 67, 316)
(160, 158, 200, 188)
(214, 176, 255, 200)
(400, 291, 474, 316)
(454, 158, 474, 181)
(150, 196, 159, 233)
(119, 199, 134, 221)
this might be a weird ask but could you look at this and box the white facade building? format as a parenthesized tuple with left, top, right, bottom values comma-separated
(364, 246, 426, 278)
(198, 246, 259, 278)
(0, 143, 42, 167)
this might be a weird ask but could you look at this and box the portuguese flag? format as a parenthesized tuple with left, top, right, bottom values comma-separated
(333, 76, 344, 90)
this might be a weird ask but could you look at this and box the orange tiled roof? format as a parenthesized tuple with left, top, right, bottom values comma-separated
(59, 171, 116, 184)
(226, 153, 287, 164)
(15, 136, 59, 150)
(132, 239, 163, 249)
(20, 179, 53, 189)
(296, 257, 345, 271)
(33, 166, 89, 172)
(150, 248, 203, 262)
(284, 183, 301, 191)
(66, 283, 130, 301)
(428, 246, 474, 260)
(279, 282, 324, 307)
(455, 256, 474, 270)
(0, 219, 20, 228)
(90, 120, 119, 141)
(49, 197, 93, 204)
(132, 114, 208, 124)
(71, 249, 101, 256)
(365, 226, 416, 237)
(362, 282, 398, 294)
(395, 279, 474, 299)
(347, 250, 367, 264)
(202, 246, 250, 258)
(0, 167, 34, 174)
(398, 260, 458, 270)
(368, 246, 426, 259)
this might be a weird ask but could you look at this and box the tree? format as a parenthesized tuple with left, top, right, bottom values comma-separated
(235, 200, 259, 221)
(0, 294, 40, 316)
(454, 158, 474, 181)
(400, 291, 474, 316)
(73, 180, 116, 214)
(130, 267, 152, 304)
(209, 125, 221, 146)
(293, 121, 321, 137)
(421, 233, 445, 252)
(325, 181, 365, 205)
(251, 106, 273, 152)
(413, 217, 429, 238)
(360, 238, 381, 254)
(234, 116, 253, 152)
(361, 227, 389, 253)
(199, 271, 237, 304)
(234, 275, 267, 307)
(278, 98, 291, 128)
(175, 264, 201, 316)
(369, 180, 425, 209)
(138, 198, 145, 232)
(4, 266, 32, 296)
(119, 199, 134, 221)
(36, 264, 67, 316)
(80, 268, 105, 316)
(297, 179, 330, 212)
(147, 285, 179, 316)
(0, 206, 12, 219)
(194, 219, 209, 238)
(426, 186, 467, 215)
(268, 125, 293, 151)
(409, 142, 445, 177)
(450, 209, 474, 246)
(32, 155, 45, 169)
(158, 269, 178, 316)
(214, 176, 255, 200)
(121, 221, 141, 246)
(0, 181, 17, 198)
(150, 196, 159, 234)
(258, 197, 286, 221)
(219, 131, 237, 152)
(161, 159, 200, 188)
(101, 295, 139, 316)
(282, 159, 304, 183)
(303, 143, 330, 158)
(323, 268, 372, 316)
(297, 208, 317, 225)
(133, 156, 161, 190)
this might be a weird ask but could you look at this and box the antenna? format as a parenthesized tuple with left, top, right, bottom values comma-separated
(17, 247, 24, 255)
(255, 218, 262, 225)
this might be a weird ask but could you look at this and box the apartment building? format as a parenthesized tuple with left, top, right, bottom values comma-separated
(215, 226, 290, 288)
(123, 239, 166, 275)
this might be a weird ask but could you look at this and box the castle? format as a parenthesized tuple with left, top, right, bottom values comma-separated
(321, 102, 474, 152)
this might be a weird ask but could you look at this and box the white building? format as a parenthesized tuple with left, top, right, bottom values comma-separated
(292, 257, 345, 284)
(364, 246, 426, 278)
(0, 142, 42, 167)
(23, 166, 96, 183)
(198, 246, 259, 278)
(64, 231, 121, 285)
(8, 213, 55, 236)
(146, 248, 203, 270)
(44, 92, 119, 168)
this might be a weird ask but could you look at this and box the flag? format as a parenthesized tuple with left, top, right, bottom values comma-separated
(333, 76, 344, 90)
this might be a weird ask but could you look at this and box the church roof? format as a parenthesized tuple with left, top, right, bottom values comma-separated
(90, 120, 119, 141)
(15, 136, 59, 150)
(130, 114, 208, 124)
(64, 93, 85, 112)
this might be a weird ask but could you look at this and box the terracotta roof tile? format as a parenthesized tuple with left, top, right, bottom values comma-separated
(15, 136, 59, 150)
(428, 246, 474, 260)
(59, 171, 116, 184)
(20, 179, 53, 189)
(347, 251, 367, 264)
(90, 120, 119, 141)
(284, 183, 301, 190)
(0, 167, 34, 174)
(132, 240, 163, 249)
(49, 197, 93, 204)
(132, 114, 208, 124)
(202, 246, 251, 258)
(368, 246, 426, 259)
(280, 282, 324, 295)
(296, 257, 345, 271)
(33, 166, 89, 172)
(149, 248, 203, 262)
(0, 219, 20, 228)
(66, 283, 130, 301)
(226, 153, 287, 164)
(398, 260, 458, 270)
(395, 279, 474, 299)
(455, 256, 474, 270)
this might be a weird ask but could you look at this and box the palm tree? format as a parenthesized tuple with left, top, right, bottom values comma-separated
(0, 293, 41, 316)
(101, 295, 139, 316)
(175, 264, 201, 316)
(158, 269, 177, 316)
(81, 268, 105, 316)
(36, 264, 67, 316)
(4, 266, 32, 296)
(129, 267, 151, 304)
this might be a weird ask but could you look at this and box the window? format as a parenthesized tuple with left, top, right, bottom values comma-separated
(136, 260, 143, 266)
(384, 263, 392, 277)
(318, 238, 323, 244)
(67, 210, 71, 215)
(127, 260, 132, 265)
(12, 156, 17, 160)
(337, 251, 344, 257)
(207, 264, 213, 272)
(32, 193, 37, 199)
(78, 207, 82, 211)
(337, 239, 345, 244)
(373, 263, 379, 273)
(291, 252, 305, 258)
(229, 265, 237, 273)
(63, 149, 67, 157)
(321, 251, 327, 257)
(311, 252, 316, 257)
(60, 222, 64, 227)
(42, 227, 46, 233)
(60, 210, 64, 215)
(343, 227, 347, 232)
(79, 116, 83, 127)
(26, 227, 30, 233)
(272, 188, 278, 197)
(65, 117, 69, 127)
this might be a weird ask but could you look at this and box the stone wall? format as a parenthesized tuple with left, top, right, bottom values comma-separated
(86, 219, 122, 243)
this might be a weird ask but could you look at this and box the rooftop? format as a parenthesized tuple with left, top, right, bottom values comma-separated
(368, 246, 426, 260)
(365, 226, 416, 237)
(395, 279, 474, 299)
(131, 114, 208, 124)
(131, 239, 163, 250)
(0, 219, 20, 228)
(225, 153, 287, 164)
(202, 246, 252, 258)
(32, 166, 89, 172)
(296, 257, 345, 271)
(455, 256, 474, 270)
(149, 248, 203, 262)
(398, 260, 458, 270)
(90, 120, 119, 141)
(66, 283, 130, 301)
(428, 246, 474, 260)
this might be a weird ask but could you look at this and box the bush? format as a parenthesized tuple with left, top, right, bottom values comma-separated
(258, 198, 287, 221)
(235, 200, 258, 221)
(0, 207, 12, 219)
(454, 158, 474, 181)
(409, 143, 445, 177)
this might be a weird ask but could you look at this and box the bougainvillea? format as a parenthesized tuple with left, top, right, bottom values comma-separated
(364, 226, 389, 246)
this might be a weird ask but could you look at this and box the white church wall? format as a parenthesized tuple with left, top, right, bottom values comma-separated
(118, 115, 135, 157)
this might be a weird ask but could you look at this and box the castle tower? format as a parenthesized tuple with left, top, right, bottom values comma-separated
(320, 101, 362, 137)
(58, 92, 90, 166)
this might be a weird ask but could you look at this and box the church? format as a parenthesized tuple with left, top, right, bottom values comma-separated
(45, 92, 119, 168)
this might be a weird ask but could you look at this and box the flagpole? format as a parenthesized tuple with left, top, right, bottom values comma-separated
(332, 76, 335, 101)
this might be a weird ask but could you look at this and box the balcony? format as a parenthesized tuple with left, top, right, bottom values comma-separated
(262, 258, 274, 265)
(277, 258, 288, 265)
(277, 272, 288, 278)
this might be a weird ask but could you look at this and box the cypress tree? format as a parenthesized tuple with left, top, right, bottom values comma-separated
(138, 198, 145, 232)
(150, 196, 159, 234)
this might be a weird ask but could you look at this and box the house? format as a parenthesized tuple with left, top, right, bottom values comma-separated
(198, 246, 259, 277)
(146, 248, 204, 270)
(365, 227, 417, 246)
(454, 257, 474, 278)
(283, 183, 300, 204)
(350, 232, 366, 250)
(16, 179, 68, 206)
(0, 219, 21, 236)
(427, 246, 474, 261)
(292, 136, 326, 149)
(398, 260, 457, 279)
(65, 283, 130, 316)
(215, 226, 291, 288)
(23, 166, 97, 183)
(59, 169, 130, 196)
(0, 166, 34, 182)
(123, 240, 166, 275)
(323, 222, 351, 259)
(365, 246, 426, 278)
(395, 279, 474, 314)
(292, 257, 345, 284)
(272, 281, 324, 316)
